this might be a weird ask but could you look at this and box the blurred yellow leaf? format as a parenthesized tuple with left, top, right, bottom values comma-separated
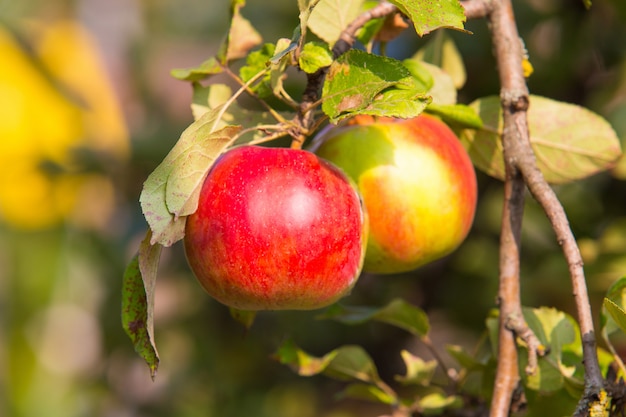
(0, 21, 128, 229)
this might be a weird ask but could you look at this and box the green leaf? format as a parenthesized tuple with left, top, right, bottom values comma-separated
(416, 61, 457, 105)
(121, 231, 161, 379)
(170, 57, 223, 82)
(229, 308, 257, 329)
(395, 350, 437, 386)
(320, 298, 430, 336)
(239, 43, 275, 98)
(446, 344, 485, 371)
(388, 0, 467, 36)
(417, 390, 463, 414)
(603, 298, 626, 335)
(307, 0, 364, 44)
(338, 383, 397, 405)
(299, 42, 333, 73)
(459, 95, 623, 184)
(139, 108, 242, 246)
(412, 30, 467, 89)
(274, 339, 339, 376)
(323, 345, 382, 383)
(519, 307, 578, 393)
(217, 0, 262, 63)
(321, 50, 431, 122)
(275, 340, 381, 384)
(426, 103, 483, 129)
(401, 58, 435, 92)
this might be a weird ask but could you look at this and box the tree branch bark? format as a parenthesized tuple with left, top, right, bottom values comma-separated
(482, 1, 605, 415)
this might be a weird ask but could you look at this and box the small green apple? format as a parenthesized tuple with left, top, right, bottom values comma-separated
(312, 114, 477, 274)
(184, 145, 368, 310)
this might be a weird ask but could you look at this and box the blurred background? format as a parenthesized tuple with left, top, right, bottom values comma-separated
(0, 0, 625, 416)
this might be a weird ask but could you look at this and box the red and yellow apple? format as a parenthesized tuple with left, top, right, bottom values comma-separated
(184, 146, 368, 310)
(312, 114, 477, 274)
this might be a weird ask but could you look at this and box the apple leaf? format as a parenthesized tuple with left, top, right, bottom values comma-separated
(388, 0, 467, 37)
(275, 340, 382, 384)
(216, 1, 262, 63)
(446, 344, 485, 371)
(426, 103, 483, 129)
(395, 350, 437, 386)
(419, 61, 457, 105)
(417, 390, 463, 414)
(229, 307, 257, 330)
(239, 43, 275, 98)
(338, 383, 397, 405)
(307, 0, 364, 44)
(191, 83, 292, 143)
(519, 307, 578, 393)
(140, 107, 242, 247)
(122, 231, 161, 379)
(170, 57, 223, 82)
(603, 298, 626, 335)
(601, 277, 626, 377)
(459, 95, 623, 184)
(299, 41, 333, 73)
(412, 30, 467, 89)
(320, 298, 430, 337)
(602, 277, 626, 336)
(322, 50, 431, 122)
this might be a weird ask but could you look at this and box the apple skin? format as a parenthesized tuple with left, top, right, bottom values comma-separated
(313, 114, 477, 274)
(184, 146, 368, 311)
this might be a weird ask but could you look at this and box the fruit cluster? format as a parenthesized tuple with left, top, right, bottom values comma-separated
(184, 115, 477, 310)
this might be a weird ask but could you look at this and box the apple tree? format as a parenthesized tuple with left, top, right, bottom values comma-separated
(122, 0, 625, 416)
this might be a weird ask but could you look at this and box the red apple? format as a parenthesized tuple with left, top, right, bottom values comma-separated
(184, 146, 368, 310)
(312, 114, 477, 274)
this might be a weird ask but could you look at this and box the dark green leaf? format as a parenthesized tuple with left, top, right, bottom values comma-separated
(338, 383, 397, 405)
(387, 0, 467, 36)
(324, 345, 381, 383)
(121, 231, 161, 379)
(322, 50, 430, 122)
(320, 298, 430, 336)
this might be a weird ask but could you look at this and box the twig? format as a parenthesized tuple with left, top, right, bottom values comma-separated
(461, 0, 493, 20)
(296, 1, 399, 137)
(481, 0, 548, 415)
(484, 0, 604, 415)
